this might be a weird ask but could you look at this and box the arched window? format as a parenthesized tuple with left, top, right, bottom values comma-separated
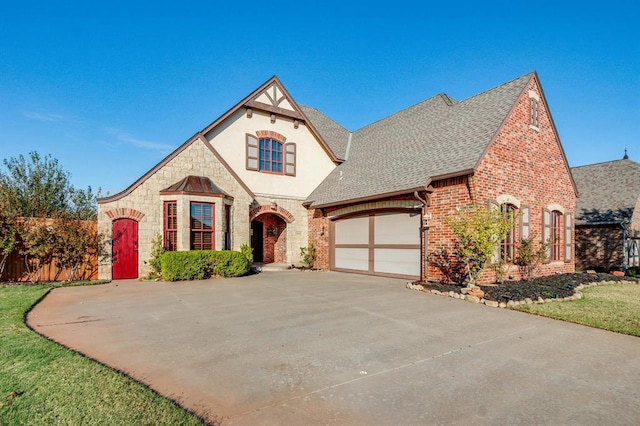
(550, 210, 562, 261)
(500, 204, 517, 262)
(259, 138, 283, 173)
(246, 133, 296, 176)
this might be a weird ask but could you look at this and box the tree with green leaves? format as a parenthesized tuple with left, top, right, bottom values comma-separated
(0, 151, 100, 219)
(446, 205, 514, 286)
(0, 151, 104, 282)
(0, 208, 21, 279)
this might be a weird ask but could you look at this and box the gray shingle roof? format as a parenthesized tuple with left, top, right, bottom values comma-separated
(305, 73, 533, 207)
(571, 159, 640, 225)
(300, 105, 350, 160)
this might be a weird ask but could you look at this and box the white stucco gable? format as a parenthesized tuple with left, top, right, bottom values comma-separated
(202, 77, 338, 199)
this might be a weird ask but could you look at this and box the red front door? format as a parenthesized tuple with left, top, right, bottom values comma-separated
(112, 219, 138, 279)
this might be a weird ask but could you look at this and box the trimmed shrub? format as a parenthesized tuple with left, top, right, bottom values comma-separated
(160, 250, 250, 281)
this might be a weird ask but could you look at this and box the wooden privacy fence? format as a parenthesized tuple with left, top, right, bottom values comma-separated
(1, 218, 99, 282)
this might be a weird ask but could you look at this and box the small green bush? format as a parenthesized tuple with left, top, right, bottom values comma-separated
(148, 233, 165, 275)
(627, 266, 640, 278)
(300, 243, 316, 268)
(160, 250, 250, 281)
(240, 243, 253, 265)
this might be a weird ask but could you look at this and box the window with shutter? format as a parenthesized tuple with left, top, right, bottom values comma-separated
(564, 213, 572, 262)
(284, 143, 296, 176)
(520, 205, 530, 241)
(488, 200, 500, 264)
(542, 208, 551, 262)
(500, 203, 517, 263)
(246, 134, 259, 171)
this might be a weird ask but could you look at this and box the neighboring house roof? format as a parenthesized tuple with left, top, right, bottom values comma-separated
(160, 175, 232, 199)
(299, 105, 350, 161)
(571, 158, 640, 226)
(304, 73, 534, 208)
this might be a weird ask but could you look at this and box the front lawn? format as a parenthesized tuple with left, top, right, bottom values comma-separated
(515, 283, 640, 337)
(0, 283, 206, 425)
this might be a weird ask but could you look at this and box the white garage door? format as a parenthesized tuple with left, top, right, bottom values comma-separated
(332, 212, 421, 279)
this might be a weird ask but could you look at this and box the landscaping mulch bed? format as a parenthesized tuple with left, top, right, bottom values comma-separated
(415, 273, 635, 302)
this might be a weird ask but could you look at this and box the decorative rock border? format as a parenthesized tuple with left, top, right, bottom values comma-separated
(406, 279, 640, 308)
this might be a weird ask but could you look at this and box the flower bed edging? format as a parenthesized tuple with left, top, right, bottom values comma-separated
(406, 279, 640, 308)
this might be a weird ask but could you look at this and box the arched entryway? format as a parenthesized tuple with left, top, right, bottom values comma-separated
(251, 214, 287, 263)
(249, 204, 294, 264)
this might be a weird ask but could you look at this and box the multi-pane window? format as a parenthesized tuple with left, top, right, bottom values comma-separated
(530, 98, 539, 127)
(164, 201, 177, 251)
(500, 204, 517, 262)
(190, 202, 214, 250)
(259, 138, 283, 173)
(551, 210, 562, 261)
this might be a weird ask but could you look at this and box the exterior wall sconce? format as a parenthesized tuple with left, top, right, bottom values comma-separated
(266, 225, 275, 237)
(422, 212, 432, 230)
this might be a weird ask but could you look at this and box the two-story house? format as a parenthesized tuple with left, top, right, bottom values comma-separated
(98, 72, 577, 283)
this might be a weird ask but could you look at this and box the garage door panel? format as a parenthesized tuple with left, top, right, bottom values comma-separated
(374, 214, 420, 245)
(334, 248, 369, 271)
(334, 216, 369, 245)
(332, 211, 420, 279)
(374, 248, 421, 277)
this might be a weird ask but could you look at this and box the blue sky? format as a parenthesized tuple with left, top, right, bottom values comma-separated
(1, 1, 638, 195)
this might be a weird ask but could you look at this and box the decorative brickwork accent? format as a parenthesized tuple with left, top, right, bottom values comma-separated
(105, 208, 145, 222)
(255, 130, 286, 142)
(250, 205, 295, 223)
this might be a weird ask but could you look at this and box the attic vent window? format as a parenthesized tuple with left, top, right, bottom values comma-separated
(528, 90, 540, 131)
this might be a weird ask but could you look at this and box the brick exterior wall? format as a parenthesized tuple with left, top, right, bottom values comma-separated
(575, 225, 623, 271)
(309, 76, 577, 284)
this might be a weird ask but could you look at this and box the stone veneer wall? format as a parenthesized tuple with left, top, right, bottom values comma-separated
(98, 139, 255, 279)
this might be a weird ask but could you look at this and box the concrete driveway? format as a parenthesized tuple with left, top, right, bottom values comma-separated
(28, 271, 640, 425)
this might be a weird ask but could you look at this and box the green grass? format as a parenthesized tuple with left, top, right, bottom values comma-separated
(0, 282, 206, 425)
(515, 283, 640, 337)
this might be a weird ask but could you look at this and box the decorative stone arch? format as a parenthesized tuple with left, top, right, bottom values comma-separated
(495, 194, 522, 209)
(546, 203, 565, 214)
(249, 204, 295, 223)
(105, 208, 145, 222)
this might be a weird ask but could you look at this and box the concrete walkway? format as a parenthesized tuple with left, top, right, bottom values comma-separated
(28, 271, 640, 425)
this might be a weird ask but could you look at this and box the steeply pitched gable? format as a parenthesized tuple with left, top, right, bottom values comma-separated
(305, 73, 534, 208)
(572, 158, 640, 225)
